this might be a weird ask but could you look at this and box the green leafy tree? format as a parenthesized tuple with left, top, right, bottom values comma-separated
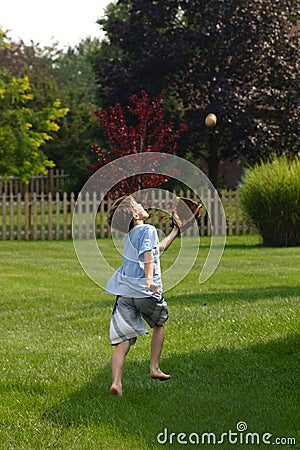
(0, 31, 68, 181)
(0, 32, 100, 191)
(45, 38, 101, 193)
(95, 0, 300, 187)
(0, 70, 68, 181)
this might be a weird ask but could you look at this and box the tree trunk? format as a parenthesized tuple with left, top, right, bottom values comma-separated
(207, 132, 220, 188)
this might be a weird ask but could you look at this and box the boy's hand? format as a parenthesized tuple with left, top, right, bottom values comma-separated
(146, 278, 160, 295)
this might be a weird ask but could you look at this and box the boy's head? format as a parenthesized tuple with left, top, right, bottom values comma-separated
(108, 195, 148, 233)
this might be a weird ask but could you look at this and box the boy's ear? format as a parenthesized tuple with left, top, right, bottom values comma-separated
(132, 212, 139, 220)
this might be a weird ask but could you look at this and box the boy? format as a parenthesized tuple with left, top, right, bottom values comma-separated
(106, 194, 179, 396)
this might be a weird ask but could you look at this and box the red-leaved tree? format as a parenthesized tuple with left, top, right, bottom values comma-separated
(91, 90, 187, 197)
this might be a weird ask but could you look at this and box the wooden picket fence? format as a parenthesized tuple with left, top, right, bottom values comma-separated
(0, 189, 255, 241)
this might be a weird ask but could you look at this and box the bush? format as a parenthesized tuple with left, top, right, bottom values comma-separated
(239, 155, 300, 247)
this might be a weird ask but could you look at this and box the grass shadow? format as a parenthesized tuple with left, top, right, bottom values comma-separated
(45, 334, 299, 449)
(168, 285, 300, 306)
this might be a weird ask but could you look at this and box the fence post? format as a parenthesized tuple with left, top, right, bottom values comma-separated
(17, 193, 22, 240)
(77, 192, 83, 240)
(48, 192, 53, 240)
(2, 193, 6, 241)
(85, 191, 90, 239)
(235, 191, 240, 236)
(33, 193, 38, 240)
(63, 192, 68, 240)
(41, 193, 45, 240)
(56, 192, 60, 240)
(220, 189, 226, 235)
(206, 189, 211, 236)
(228, 190, 233, 236)
(99, 195, 104, 238)
(24, 192, 31, 240)
(165, 190, 170, 235)
(107, 198, 112, 238)
(151, 191, 156, 226)
(213, 189, 219, 235)
(92, 192, 98, 239)
(70, 193, 75, 239)
(10, 193, 14, 241)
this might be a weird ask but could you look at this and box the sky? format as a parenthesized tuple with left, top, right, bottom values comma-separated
(1, 0, 112, 49)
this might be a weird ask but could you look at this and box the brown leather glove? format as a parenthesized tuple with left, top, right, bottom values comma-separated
(172, 197, 203, 233)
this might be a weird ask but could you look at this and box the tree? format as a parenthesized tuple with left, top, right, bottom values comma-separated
(91, 90, 186, 197)
(178, 0, 300, 186)
(0, 31, 68, 181)
(44, 38, 101, 193)
(0, 71, 68, 181)
(95, 0, 300, 187)
(0, 32, 103, 191)
(0, 32, 68, 182)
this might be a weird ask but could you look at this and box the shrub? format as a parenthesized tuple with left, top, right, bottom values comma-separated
(239, 155, 300, 247)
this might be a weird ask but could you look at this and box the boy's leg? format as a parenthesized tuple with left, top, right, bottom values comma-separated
(110, 340, 131, 396)
(150, 324, 171, 381)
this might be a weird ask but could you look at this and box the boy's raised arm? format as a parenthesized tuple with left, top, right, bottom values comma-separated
(159, 226, 180, 254)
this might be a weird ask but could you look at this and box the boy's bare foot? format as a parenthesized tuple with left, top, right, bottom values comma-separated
(110, 383, 122, 396)
(150, 368, 171, 381)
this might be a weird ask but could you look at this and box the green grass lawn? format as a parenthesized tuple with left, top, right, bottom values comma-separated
(0, 236, 299, 449)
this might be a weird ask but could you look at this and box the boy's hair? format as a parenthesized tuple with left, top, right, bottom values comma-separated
(108, 195, 137, 233)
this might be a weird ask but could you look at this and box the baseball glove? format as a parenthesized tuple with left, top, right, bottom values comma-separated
(172, 196, 203, 232)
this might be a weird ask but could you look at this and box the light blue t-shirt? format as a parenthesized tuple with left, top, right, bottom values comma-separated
(106, 224, 162, 298)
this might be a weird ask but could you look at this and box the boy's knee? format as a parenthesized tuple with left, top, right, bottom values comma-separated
(116, 339, 131, 353)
